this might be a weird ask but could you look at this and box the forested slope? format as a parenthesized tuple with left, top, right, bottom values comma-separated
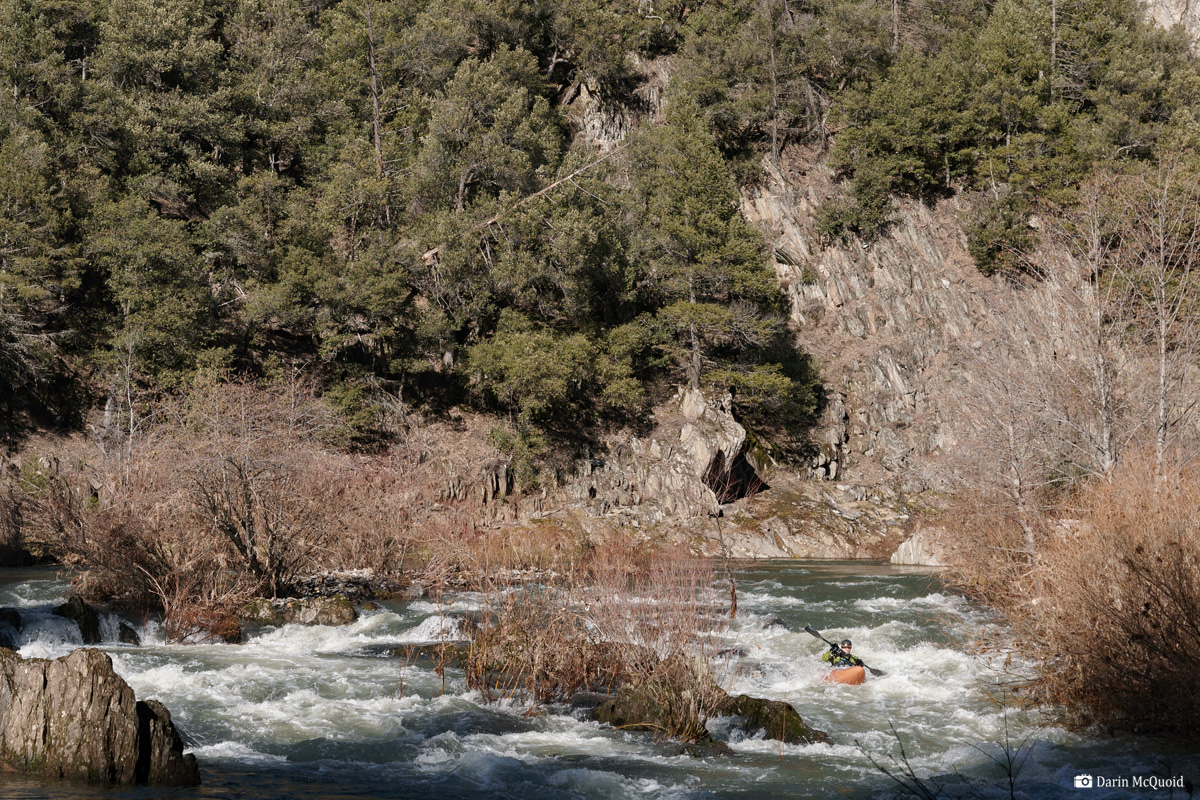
(3, 0, 1197, 478)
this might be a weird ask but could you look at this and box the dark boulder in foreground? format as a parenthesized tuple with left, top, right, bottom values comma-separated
(0, 648, 200, 786)
(720, 693, 831, 744)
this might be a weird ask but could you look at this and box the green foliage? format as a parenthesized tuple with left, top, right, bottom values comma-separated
(966, 190, 1038, 277)
(813, 172, 896, 243)
(825, 0, 1200, 254)
(88, 197, 214, 383)
(469, 316, 601, 424)
(670, 0, 892, 164)
(833, 46, 984, 203)
(1, 0, 1181, 472)
(320, 377, 387, 448)
(411, 47, 562, 214)
(488, 423, 550, 488)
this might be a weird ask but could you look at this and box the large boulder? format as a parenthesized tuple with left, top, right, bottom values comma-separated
(889, 524, 957, 567)
(720, 694, 831, 745)
(591, 654, 829, 747)
(239, 595, 357, 630)
(0, 648, 199, 785)
(53, 594, 102, 645)
(593, 684, 829, 746)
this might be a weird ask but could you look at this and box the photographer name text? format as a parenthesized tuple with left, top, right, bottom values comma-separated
(1075, 774, 1186, 790)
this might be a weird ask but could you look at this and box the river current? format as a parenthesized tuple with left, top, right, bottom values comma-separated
(1, 562, 1195, 799)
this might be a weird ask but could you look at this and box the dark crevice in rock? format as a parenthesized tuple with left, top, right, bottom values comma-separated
(703, 447, 769, 504)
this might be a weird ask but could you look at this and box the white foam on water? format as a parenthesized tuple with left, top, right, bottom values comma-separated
(734, 590, 808, 608)
(545, 769, 690, 799)
(458, 727, 649, 762)
(0, 579, 71, 608)
(393, 614, 465, 643)
(14, 608, 83, 659)
(4, 567, 1197, 799)
(854, 591, 973, 613)
(413, 731, 697, 799)
(222, 687, 414, 742)
(407, 595, 488, 616)
(189, 740, 291, 764)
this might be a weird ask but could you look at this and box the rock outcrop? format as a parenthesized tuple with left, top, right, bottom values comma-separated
(890, 525, 959, 567)
(714, 473, 912, 559)
(565, 388, 764, 522)
(1145, 0, 1200, 40)
(293, 570, 401, 602)
(0, 648, 200, 786)
(721, 693, 831, 745)
(239, 595, 357, 630)
(743, 161, 995, 493)
(592, 677, 829, 746)
(53, 595, 103, 645)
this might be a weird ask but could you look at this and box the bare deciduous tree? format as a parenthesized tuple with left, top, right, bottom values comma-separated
(1111, 156, 1200, 481)
(175, 378, 337, 598)
(1035, 177, 1141, 481)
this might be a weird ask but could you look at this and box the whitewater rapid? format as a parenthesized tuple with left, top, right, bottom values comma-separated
(1, 564, 1195, 799)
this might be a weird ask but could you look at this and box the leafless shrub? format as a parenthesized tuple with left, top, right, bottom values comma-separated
(942, 489, 1041, 608)
(457, 530, 727, 742)
(162, 379, 340, 598)
(28, 379, 432, 639)
(464, 586, 625, 706)
(961, 452, 1200, 736)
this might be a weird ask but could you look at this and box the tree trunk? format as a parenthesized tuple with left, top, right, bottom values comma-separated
(891, 0, 900, 53)
(365, 0, 384, 182)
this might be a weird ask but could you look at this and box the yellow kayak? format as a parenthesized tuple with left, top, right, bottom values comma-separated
(823, 665, 866, 685)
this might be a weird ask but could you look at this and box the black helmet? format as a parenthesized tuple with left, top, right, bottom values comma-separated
(840, 639, 852, 647)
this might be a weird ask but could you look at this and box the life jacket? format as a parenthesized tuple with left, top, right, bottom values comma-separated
(822, 647, 862, 669)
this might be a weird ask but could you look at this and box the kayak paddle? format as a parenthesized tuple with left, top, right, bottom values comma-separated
(804, 624, 886, 677)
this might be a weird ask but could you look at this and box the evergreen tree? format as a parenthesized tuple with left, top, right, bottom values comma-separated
(628, 100, 815, 428)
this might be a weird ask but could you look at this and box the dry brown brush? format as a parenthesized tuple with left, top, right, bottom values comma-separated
(456, 533, 729, 741)
(25, 380, 425, 640)
(954, 454, 1200, 736)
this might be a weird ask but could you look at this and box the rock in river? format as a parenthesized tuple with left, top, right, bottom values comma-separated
(52, 594, 102, 645)
(0, 648, 200, 786)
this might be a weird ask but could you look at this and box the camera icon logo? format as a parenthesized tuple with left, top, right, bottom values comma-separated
(1075, 775, 1094, 788)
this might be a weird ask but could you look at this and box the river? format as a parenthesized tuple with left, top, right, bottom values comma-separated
(1, 563, 1195, 799)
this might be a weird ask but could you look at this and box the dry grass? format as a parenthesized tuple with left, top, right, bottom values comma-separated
(953, 452, 1200, 736)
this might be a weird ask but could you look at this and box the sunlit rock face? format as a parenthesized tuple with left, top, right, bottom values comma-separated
(742, 158, 997, 494)
(1145, 0, 1200, 42)
(0, 648, 200, 786)
(567, 387, 761, 522)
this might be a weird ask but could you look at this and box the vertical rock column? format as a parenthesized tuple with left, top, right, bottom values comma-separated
(0, 648, 200, 786)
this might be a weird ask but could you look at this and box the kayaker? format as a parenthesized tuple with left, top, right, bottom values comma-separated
(821, 639, 865, 669)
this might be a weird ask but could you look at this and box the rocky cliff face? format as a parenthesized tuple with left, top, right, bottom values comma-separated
(742, 156, 1008, 494)
(0, 648, 200, 786)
